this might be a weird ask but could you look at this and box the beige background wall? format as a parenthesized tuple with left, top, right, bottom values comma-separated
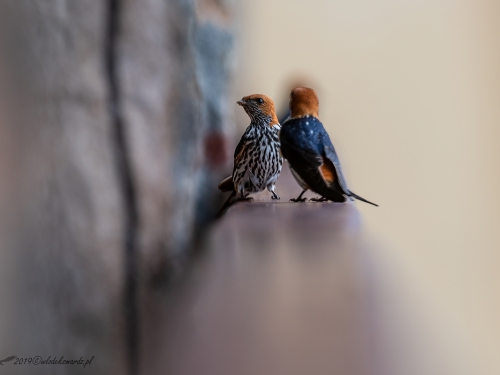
(235, 0, 500, 373)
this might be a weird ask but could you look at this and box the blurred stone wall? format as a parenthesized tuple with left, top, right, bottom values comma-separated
(0, 1, 234, 374)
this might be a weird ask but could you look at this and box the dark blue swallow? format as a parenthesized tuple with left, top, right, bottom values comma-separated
(280, 87, 378, 206)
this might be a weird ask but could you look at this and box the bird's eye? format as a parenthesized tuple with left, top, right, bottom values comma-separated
(256, 98, 264, 105)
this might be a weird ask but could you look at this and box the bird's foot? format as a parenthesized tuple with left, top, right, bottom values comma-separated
(239, 196, 253, 201)
(290, 189, 307, 202)
(310, 197, 328, 202)
(271, 192, 280, 200)
(290, 197, 307, 202)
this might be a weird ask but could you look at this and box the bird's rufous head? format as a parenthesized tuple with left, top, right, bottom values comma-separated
(289, 87, 319, 119)
(237, 94, 279, 127)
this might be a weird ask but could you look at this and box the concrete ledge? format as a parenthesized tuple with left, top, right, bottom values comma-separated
(141, 169, 376, 374)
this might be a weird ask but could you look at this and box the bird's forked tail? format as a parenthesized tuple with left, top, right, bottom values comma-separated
(348, 191, 378, 207)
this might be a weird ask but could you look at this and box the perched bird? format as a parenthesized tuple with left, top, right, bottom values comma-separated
(217, 94, 283, 215)
(280, 87, 377, 206)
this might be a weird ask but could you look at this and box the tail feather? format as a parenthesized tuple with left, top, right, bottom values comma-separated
(216, 191, 237, 218)
(218, 176, 234, 192)
(348, 191, 378, 207)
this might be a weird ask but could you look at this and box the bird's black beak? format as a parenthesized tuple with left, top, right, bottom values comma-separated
(237, 100, 245, 106)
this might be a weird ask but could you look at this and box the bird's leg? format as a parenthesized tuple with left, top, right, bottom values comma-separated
(310, 196, 328, 202)
(267, 184, 280, 200)
(290, 189, 307, 202)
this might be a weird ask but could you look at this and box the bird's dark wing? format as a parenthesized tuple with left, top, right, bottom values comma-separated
(280, 135, 321, 169)
(217, 129, 251, 194)
(321, 131, 378, 207)
(320, 131, 350, 193)
(280, 136, 346, 202)
(232, 127, 255, 173)
(234, 127, 252, 159)
(218, 128, 251, 194)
